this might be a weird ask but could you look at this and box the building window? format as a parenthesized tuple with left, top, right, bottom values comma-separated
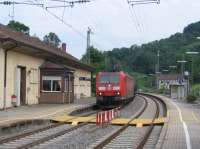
(42, 76, 61, 92)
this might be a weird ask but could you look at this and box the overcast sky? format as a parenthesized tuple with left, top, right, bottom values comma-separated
(0, 0, 200, 59)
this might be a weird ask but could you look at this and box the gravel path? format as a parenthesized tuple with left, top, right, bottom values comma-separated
(138, 96, 157, 119)
(32, 124, 120, 149)
(102, 126, 148, 149)
(14, 95, 162, 149)
(120, 96, 145, 118)
(29, 96, 147, 149)
(143, 126, 162, 149)
(0, 124, 72, 149)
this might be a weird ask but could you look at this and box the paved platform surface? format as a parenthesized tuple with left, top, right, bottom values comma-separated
(0, 97, 96, 127)
(155, 95, 200, 149)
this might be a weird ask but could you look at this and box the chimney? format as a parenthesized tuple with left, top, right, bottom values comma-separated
(61, 43, 67, 52)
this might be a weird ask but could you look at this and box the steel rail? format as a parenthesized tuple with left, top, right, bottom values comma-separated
(11, 104, 124, 149)
(17, 104, 126, 149)
(0, 107, 97, 145)
(135, 95, 160, 149)
(136, 93, 168, 148)
(93, 96, 148, 149)
(0, 100, 131, 149)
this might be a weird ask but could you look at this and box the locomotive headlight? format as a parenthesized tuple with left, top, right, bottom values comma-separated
(117, 92, 120, 95)
(113, 86, 120, 90)
(99, 92, 102, 95)
(98, 86, 106, 91)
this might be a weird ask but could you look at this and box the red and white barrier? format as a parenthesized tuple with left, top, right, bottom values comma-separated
(96, 107, 121, 125)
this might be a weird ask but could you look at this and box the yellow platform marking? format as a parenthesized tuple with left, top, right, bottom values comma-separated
(136, 123, 143, 128)
(192, 112, 200, 124)
(52, 115, 167, 127)
(72, 121, 79, 126)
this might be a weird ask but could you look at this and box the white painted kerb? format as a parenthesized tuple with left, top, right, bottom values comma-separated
(170, 100, 192, 149)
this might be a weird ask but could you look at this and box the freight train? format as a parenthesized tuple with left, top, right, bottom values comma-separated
(96, 71, 135, 107)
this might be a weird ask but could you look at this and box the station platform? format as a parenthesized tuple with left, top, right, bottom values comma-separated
(0, 97, 95, 127)
(154, 94, 200, 149)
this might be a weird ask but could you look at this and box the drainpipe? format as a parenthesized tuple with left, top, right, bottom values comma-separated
(3, 49, 7, 110)
(3, 44, 17, 110)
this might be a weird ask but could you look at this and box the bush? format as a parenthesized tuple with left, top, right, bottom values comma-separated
(186, 94, 197, 103)
(158, 88, 165, 94)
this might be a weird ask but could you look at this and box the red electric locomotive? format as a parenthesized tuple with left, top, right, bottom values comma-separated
(96, 71, 135, 106)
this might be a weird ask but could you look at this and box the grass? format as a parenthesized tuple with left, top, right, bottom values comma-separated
(130, 72, 154, 91)
(191, 84, 200, 97)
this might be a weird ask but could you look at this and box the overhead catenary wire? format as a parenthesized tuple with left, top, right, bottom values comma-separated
(126, 0, 143, 43)
(128, 0, 159, 5)
(61, 0, 66, 20)
(2, 0, 160, 52)
(126, 0, 160, 43)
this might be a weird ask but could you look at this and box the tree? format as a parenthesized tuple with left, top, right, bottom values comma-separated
(7, 20, 30, 35)
(43, 32, 61, 48)
(81, 46, 105, 73)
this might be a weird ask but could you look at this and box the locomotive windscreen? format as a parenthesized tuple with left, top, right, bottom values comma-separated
(100, 74, 119, 83)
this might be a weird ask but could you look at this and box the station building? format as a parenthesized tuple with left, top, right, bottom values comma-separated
(0, 24, 93, 109)
(156, 74, 188, 99)
(156, 74, 183, 90)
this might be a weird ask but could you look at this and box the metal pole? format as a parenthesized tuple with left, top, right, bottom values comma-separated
(191, 57, 194, 85)
(87, 27, 92, 64)
(157, 50, 160, 73)
(3, 50, 7, 110)
(68, 74, 70, 104)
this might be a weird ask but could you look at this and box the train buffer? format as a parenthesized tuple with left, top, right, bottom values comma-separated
(51, 115, 167, 127)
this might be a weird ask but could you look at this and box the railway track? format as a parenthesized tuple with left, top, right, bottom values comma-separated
(0, 94, 166, 149)
(0, 98, 132, 149)
(90, 94, 166, 149)
(0, 109, 99, 149)
(0, 102, 128, 149)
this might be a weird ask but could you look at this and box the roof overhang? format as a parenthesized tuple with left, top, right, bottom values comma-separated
(0, 38, 94, 72)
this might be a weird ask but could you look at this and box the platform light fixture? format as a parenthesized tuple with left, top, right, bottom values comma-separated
(177, 60, 187, 76)
(169, 65, 177, 69)
(186, 51, 199, 85)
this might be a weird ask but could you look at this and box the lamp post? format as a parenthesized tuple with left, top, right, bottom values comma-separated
(186, 51, 199, 85)
(177, 60, 187, 77)
(162, 69, 169, 74)
(169, 65, 177, 74)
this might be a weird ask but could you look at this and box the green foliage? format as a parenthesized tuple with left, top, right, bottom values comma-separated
(7, 20, 30, 34)
(43, 32, 61, 47)
(130, 72, 154, 90)
(183, 21, 200, 37)
(81, 46, 105, 74)
(191, 84, 200, 97)
(103, 21, 200, 83)
(158, 88, 165, 94)
(81, 47, 106, 93)
(82, 20, 200, 92)
(186, 94, 197, 103)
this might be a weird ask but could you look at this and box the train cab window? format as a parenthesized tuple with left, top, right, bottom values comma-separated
(100, 75, 119, 83)
(110, 76, 119, 83)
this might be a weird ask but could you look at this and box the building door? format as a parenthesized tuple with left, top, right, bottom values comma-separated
(20, 67, 26, 105)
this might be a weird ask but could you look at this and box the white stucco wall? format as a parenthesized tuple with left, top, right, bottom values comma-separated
(74, 69, 91, 99)
(6, 51, 44, 108)
(0, 48, 4, 109)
